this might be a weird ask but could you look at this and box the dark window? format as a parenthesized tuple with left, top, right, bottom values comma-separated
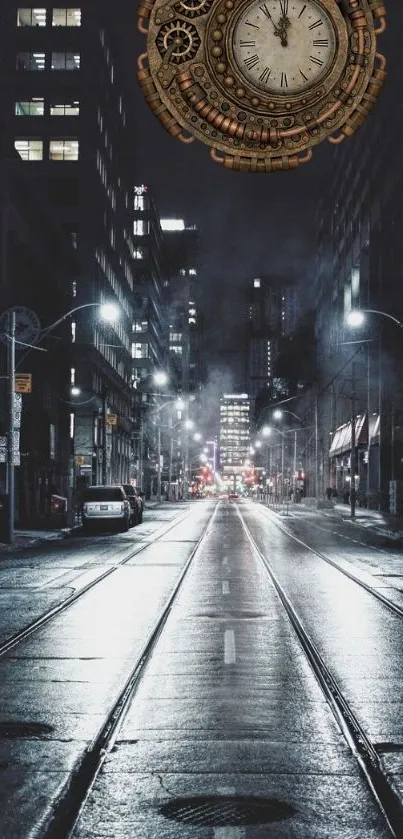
(83, 487, 124, 501)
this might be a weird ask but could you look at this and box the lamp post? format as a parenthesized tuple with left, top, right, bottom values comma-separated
(183, 418, 194, 500)
(347, 308, 403, 513)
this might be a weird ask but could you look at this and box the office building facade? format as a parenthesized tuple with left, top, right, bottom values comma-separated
(219, 394, 250, 486)
(0, 2, 137, 491)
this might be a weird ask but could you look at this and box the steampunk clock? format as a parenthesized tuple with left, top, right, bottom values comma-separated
(137, 0, 387, 172)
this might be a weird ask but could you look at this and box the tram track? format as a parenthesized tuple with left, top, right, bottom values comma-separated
(237, 505, 402, 838)
(0, 505, 195, 659)
(39, 502, 218, 839)
(255, 503, 403, 620)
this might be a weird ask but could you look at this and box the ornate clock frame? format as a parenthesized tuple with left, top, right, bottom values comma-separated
(137, 0, 387, 172)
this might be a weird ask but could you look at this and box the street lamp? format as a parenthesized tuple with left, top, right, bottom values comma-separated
(346, 308, 403, 329)
(346, 307, 403, 516)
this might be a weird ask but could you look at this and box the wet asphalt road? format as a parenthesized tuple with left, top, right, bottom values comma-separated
(0, 499, 402, 838)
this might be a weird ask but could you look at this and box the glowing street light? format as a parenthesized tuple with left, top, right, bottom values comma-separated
(346, 308, 403, 329)
(193, 432, 202, 442)
(70, 386, 81, 396)
(99, 302, 119, 322)
(185, 419, 194, 430)
(262, 425, 272, 437)
(153, 371, 168, 387)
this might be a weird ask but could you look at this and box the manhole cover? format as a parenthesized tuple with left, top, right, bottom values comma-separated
(0, 721, 54, 738)
(159, 795, 295, 826)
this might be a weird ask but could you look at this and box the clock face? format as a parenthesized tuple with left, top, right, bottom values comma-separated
(232, 0, 337, 95)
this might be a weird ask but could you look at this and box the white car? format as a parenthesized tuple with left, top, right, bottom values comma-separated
(81, 486, 131, 532)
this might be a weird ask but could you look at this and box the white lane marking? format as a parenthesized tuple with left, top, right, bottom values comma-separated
(222, 580, 230, 595)
(215, 788, 245, 839)
(224, 628, 236, 664)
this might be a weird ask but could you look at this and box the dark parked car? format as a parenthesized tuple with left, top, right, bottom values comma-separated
(81, 486, 131, 532)
(122, 485, 144, 525)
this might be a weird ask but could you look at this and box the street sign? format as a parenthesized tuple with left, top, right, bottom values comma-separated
(106, 414, 118, 427)
(15, 373, 32, 393)
(0, 306, 41, 346)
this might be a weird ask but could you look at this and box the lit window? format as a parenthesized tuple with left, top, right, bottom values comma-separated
(133, 320, 148, 333)
(189, 268, 197, 276)
(15, 98, 44, 115)
(52, 8, 81, 26)
(14, 139, 43, 160)
(49, 139, 79, 160)
(71, 322, 76, 342)
(17, 8, 46, 26)
(131, 342, 148, 359)
(50, 100, 80, 115)
(134, 194, 144, 211)
(133, 219, 145, 236)
(170, 346, 182, 355)
(51, 52, 80, 70)
(253, 278, 261, 287)
(188, 317, 196, 324)
(16, 52, 45, 70)
(133, 248, 144, 260)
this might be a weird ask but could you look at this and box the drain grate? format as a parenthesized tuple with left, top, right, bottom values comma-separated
(158, 795, 295, 826)
(0, 721, 54, 739)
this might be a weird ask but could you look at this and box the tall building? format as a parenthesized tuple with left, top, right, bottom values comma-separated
(0, 2, 137, 491)
(131, 186, 171, 496)
(313, 1, 403, 509)
(219, 393, 250, 487)
(246, 275, 299, 411)
(161, 218, 203, 403)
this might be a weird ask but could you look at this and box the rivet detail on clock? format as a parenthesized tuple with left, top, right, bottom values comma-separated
(137, 0, 387, 171)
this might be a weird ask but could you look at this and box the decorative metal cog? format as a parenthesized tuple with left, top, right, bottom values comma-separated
(156, 19, 200, 64)
(175, 0, 214, 18)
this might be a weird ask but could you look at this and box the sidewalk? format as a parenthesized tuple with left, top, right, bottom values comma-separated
(323, 502, 403, 541)
(0, 524, 82, 554)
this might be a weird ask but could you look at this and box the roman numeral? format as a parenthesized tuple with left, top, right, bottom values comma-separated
(298, 4, 306, 17)
(300, 69, 308, 81)
(259, 66, 271, 83)
(313, 39, 329, 46)
(244, 54, 260, 70)
(240, 40, 256, 47)
(310, 55, 324, 66)
(308, 19, 323, 29)
(244, 20, 259, 29)
(281, 72, 288, 88)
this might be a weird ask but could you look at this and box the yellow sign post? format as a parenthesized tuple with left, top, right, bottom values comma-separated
(14, 373, 32, 393)
(106, 414, 118, 427)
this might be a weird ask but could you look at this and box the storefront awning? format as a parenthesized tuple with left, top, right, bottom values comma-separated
(329, 415, 366, 457)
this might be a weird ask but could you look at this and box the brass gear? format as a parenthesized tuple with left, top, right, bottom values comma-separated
(157, 19, 201, 64)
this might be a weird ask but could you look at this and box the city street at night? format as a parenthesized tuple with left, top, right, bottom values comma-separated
(0, 498, 402, 838)
(1, 2, 403, 838)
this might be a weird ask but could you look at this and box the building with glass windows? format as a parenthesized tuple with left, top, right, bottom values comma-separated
(0, 2, 137, 490)
(219, 394, 250, 486)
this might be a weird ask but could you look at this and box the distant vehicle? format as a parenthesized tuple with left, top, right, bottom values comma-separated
(81, 486, 131, 532)
(228, 492, 239, 500)
(122, 484, 144, 525)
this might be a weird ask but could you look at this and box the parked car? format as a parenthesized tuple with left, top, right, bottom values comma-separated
(122, 484, 144, 525)
(81, 486, 131, 532)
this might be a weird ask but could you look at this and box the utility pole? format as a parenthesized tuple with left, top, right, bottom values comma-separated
(168, 434, 174, 501)
(7, 311, 16, 544)
(157, 423, 162, 502)
(350, 361, 356, 521)
(138, 420, 144, 493)
(293, 430, 297, 492)
(102, 387, 107, 485)
(315, 395, 319, 500)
